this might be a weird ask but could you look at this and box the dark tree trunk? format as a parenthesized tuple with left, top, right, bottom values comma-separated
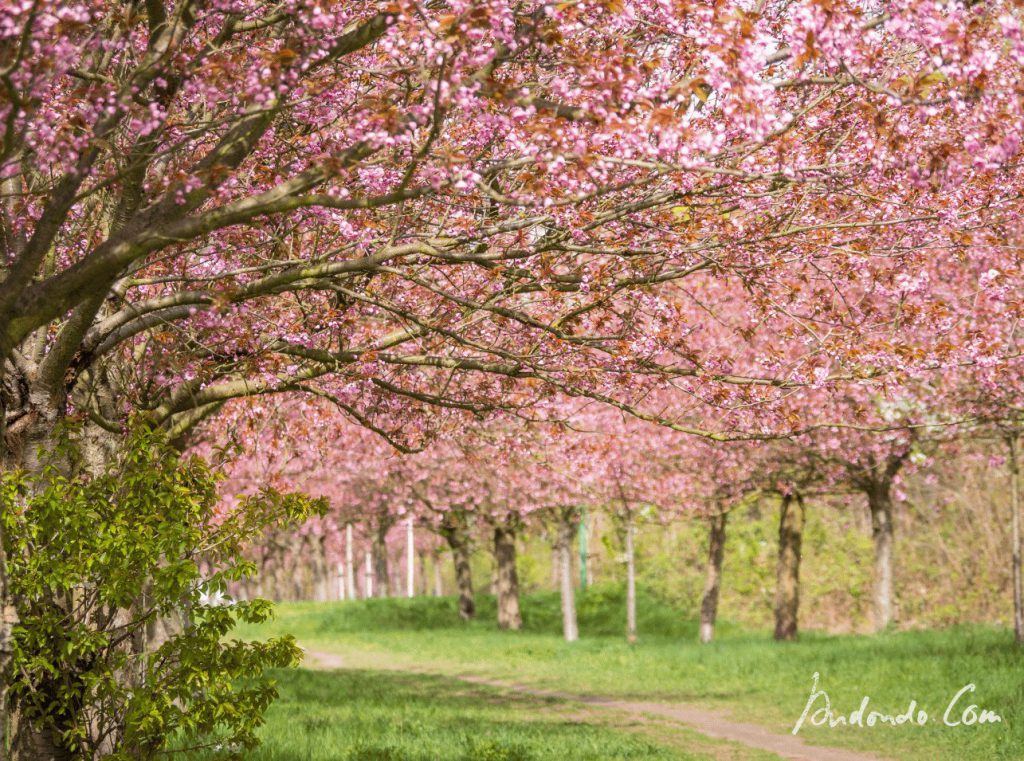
(774, 493, 804, 642)
(440, 515, 475, 620)
(2, 363, 33, 750)
(493, 523, 522, 630)
(373, 527, 390, 598)
(417, 549, 428, 597)
(699, 510, 728, 644)
(298, 536, 311, 600)
(311, 534, 329, 601)
(867, 481, 895, 632)
(451, 540, 475, 621)
(1, 387, 112, 761)
(11, 721, 74, 761)
(390, 546, 404, 597)
(432, 549, 443, 597)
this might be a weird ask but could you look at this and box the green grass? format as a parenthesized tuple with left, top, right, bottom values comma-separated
(234, 586, 1023, 761)
(186, 666, 772, 761)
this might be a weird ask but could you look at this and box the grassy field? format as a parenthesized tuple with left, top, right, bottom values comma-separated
(207, 666, 781, 761)
(231, 586, 1023, 761)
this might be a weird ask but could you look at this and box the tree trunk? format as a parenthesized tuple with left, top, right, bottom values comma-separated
(0, 369, 51, 755)
(0, 373, 9, 758)
(373, 527, 390, 597)
(450, 539, 475, 621)
(1, 504, 13, 757)
(290, 533, 307, 600)
(390, 547, 404, 597)
(302, 533, 328, 601)
(493, 523, 522, 630)
(868, 481, 895, 632)
(315, 535, 329, 601)
(1009, 433, 1022, 644)
(1, 397, 118, 761)
(700, 510, 728, 644)
(2, 396, 61, 756)
(550, 542, 560, 590)
(417, 550, 428, 597)
(579, 507, 589, 590)
(345, 524, 356, 600)
(557, 508, 579, 642)
(432, 550, 443, 596)
(439, 513, 475, 620)
(11, 721, 74, 761)
(624, 511, 637, 643)
(774, 493, 804, 642)
(269, 545, 287, 601)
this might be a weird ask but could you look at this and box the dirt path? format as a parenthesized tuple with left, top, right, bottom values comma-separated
(304, 648, 894, 761)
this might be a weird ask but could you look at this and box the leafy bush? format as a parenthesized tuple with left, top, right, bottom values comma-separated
(1, 427, 324, 759)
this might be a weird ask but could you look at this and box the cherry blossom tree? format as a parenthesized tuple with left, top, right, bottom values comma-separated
(4, 1, 1024, 756)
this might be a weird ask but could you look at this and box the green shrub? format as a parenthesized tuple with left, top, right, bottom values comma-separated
(1, 427, 323, 759)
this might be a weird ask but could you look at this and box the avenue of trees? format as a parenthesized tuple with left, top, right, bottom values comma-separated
(216, 396, 1023, 647)
(1, 0, 1022, 758)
